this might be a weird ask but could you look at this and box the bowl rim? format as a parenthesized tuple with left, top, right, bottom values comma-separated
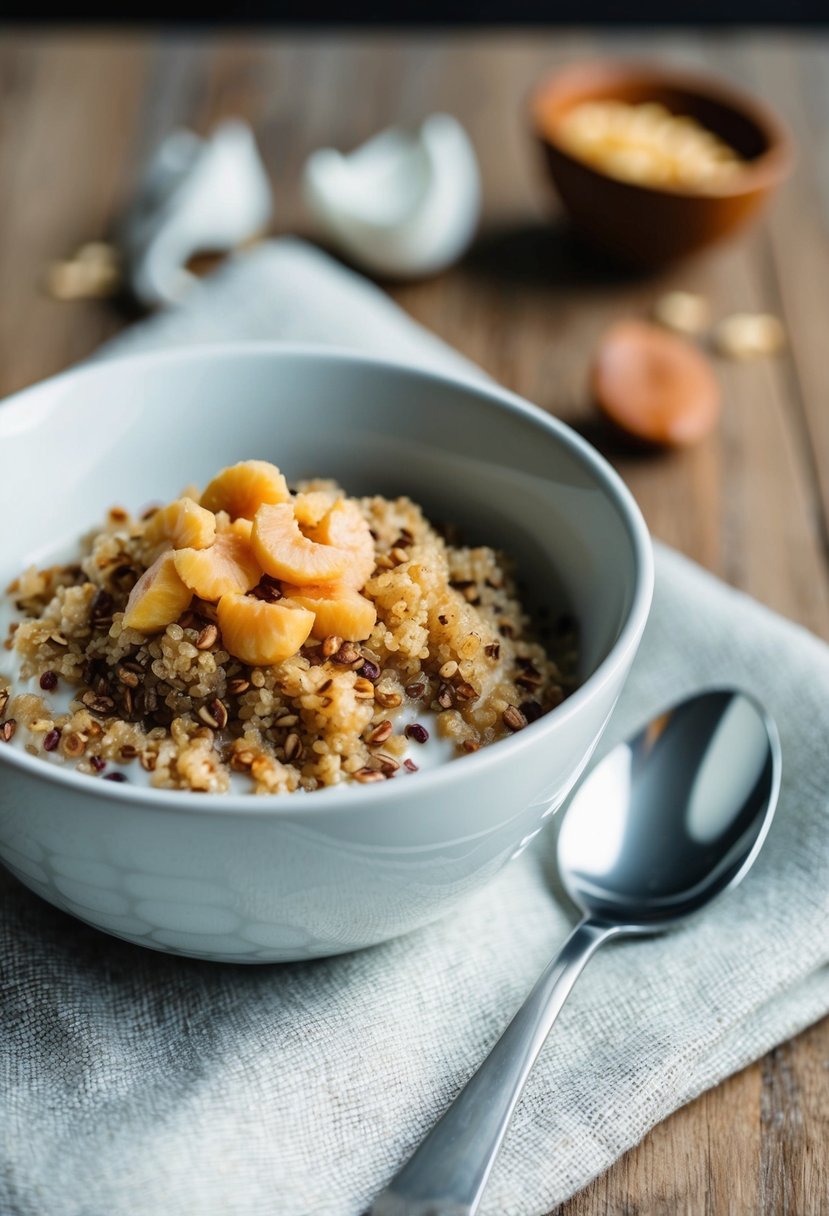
(528, 57, 794, 201)
(0, 341, 654, 817)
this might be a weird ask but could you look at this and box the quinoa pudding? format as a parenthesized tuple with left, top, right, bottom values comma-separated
(0, 461, 578, 794)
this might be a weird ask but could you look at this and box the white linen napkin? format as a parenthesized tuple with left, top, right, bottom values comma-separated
(3, 239, 829, 1216)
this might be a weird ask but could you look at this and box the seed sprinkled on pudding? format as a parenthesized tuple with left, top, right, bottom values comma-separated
(61, 732, 85, 757)
(375, 690, 403, 709)
(89, 589, 114, 626)
(358, 658, 381, 682)
(455, 681, 479, 703)
(367, 720, 394, 746)
(353, 677, 375, 700)
(332, 642, 361, 666)
(195, 623, 218, 650)
(503, 705, 528, 732)
(353, 767, 385, 784)
(284, 732, 303, 762)
(81, 691, 115, 715)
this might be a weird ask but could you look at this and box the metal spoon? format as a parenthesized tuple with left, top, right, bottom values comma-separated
(372, 688, 781, 1216)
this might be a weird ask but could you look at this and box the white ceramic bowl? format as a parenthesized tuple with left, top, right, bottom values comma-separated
(0, 345, 652, 962)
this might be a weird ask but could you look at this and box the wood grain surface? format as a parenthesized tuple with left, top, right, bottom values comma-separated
(0, 27, 827, 1215)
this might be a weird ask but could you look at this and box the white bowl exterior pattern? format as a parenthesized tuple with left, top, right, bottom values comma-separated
(0, 347, 652, 962)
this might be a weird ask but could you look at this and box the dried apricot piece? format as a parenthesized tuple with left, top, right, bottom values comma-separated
(294, 490, 337, 530)
(592, 319, 720, 447)
(200, 460, 291, 520)
(174, 520, 261, 601)
(251, 503, 349, 585)
(226, 515, 253, 543)
(217, 593, 315, 665)
(306, 499, 376, 590)
(283, 583, 377, 641)
(123, 549, 192, 633)
(144, 497, 216, 550)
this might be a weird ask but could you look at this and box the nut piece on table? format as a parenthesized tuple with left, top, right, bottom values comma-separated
(714, 313, 786, 360)
(652, 291, 710, 336)
(592, 318, 720, 447)
(46, 242, 122, 301)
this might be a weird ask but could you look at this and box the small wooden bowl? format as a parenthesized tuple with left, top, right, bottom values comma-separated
(529, 60, 793, 267)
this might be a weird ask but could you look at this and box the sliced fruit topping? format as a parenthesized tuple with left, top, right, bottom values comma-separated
(200, 459, 291, 520)
(224, 515, 253, 542)
(144, 496, 217, 550)
(306, 499, 376, 590)
(293, 489, 337, 531)
(174, 522, 261, 601)
(283, 583, 377, 641)
(123, 549, 192, 633)
(217, 593, 315, 665)
(251, 502, 349, 585)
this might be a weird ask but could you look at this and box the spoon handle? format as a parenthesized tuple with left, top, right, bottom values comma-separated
(372, 917, 616, 1216)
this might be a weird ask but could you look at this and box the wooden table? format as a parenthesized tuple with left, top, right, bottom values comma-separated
(1, 27, 827, 1213)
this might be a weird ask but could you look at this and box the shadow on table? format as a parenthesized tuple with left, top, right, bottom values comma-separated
(460, 218, 649, 293)
(564, 414, 694, 468)
(459, 219, 687, 467)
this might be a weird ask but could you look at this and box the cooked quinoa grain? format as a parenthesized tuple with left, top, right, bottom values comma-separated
(3, 476, 579, 794)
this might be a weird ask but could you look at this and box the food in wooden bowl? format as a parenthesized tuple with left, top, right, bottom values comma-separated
(530, 59, 793, 266)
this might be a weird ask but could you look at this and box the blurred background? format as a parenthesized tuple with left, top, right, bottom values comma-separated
(5, 2, 828, 19)
(1, 9, 828, 1214)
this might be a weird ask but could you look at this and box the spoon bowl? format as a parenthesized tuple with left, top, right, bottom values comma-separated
(373, 688, 781, 1216)
(559, 688, 780, 929)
